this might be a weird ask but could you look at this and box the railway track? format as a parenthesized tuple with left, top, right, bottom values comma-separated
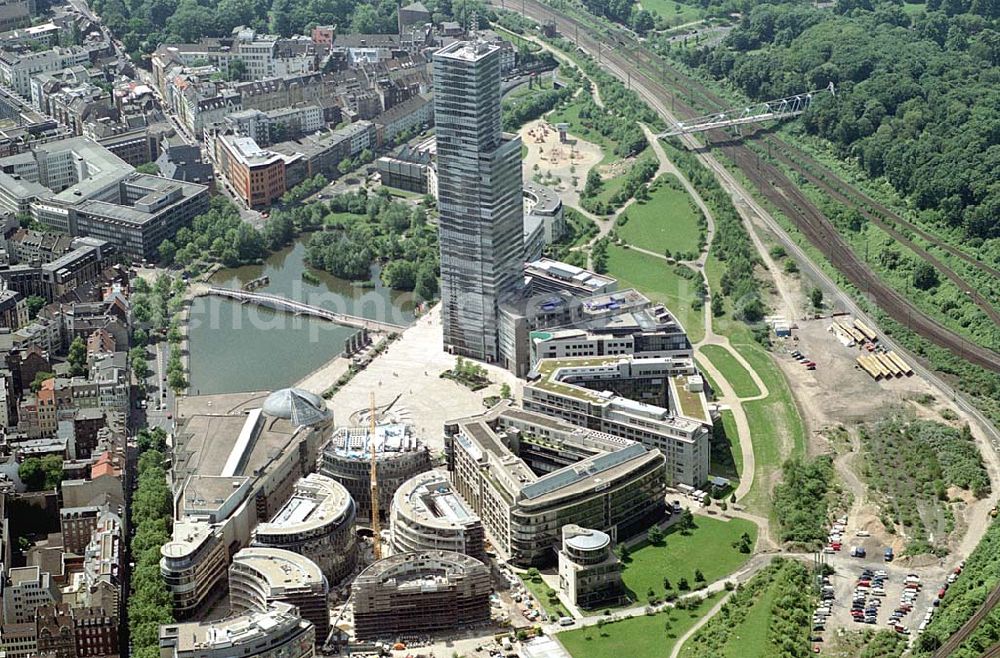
(931, 582, 1000, 657)
(491, 0, 1000, 373)
(758, 135, 1000, 285)
(624, 34, 1000, 307)
(981, 641, 1000, 658)
(762, 139, 1000, 327)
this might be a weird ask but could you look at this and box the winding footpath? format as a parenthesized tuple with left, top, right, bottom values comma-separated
(637, 123, 771, 519)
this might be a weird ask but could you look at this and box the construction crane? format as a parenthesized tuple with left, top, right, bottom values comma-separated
(369, 392, 381, 561)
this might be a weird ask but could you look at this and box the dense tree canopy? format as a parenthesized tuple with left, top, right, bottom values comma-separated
(678, 0, 1000, 242)
(92, 0, 485, 57)
(18, 455, 64, 491)
(304, 190, 439, 298)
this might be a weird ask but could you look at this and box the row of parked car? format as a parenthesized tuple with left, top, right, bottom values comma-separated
(791, 349, 817, 370)
(824, 516, 849, 553)
(887, 573, 923, 634)
(812, 573, 836, 651)
(852, 568, 887, 625)
(917, 562, 965, 634)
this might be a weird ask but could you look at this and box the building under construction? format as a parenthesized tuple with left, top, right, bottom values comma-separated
(352, 550, 492, 640)
(318, 422, 431, 523)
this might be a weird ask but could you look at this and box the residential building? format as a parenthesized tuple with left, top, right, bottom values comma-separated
(0, 0, 30, 33)
(397, 1, 432, 35)
(0, 287, 26, 329)
(0, 46, 91, 97)
(352, 551, 491, 640)
(69, 607, 119, 658)
(0, 622, 35, 658)
(81, 509, 123, 618)
(374, 91, 432, 146)
(154, 142, 213, 186)
(6, 228, 74, 265)
(434, 41, 524, 363)
(60, 505, 100, 555)
(34, 603, 74, 658)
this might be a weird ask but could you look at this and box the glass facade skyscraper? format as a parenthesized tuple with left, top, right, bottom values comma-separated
(434, 40, 524, 362)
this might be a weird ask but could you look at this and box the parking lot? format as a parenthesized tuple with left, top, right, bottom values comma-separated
(821, 553, 956, 642)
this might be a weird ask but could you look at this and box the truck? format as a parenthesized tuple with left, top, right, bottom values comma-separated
(884, 547, 894, 562)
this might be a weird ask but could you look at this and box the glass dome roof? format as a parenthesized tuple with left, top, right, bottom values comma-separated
(262, 388, 330, 426)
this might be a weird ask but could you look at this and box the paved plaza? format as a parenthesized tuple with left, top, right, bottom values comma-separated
(301, 305, 521, 452)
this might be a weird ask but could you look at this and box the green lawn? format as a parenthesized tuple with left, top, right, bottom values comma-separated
(716, 574, 779, 658)
(701, 265, 807, 517)
(693, 356, 719, 393)
(717, 409, 742, 479)
(323, 211, 365, 227)
(678, 559, 813, 658)
(519, 574, 569, 618)
(558, 591, 724, 658)
(638, 0, 703, 23)
(700, 344, 761, 399)
(620, 516, 757, 602)
(618, 175, 704, 256)
(606, 244, 705, 343)
(739, 344, 806, 517)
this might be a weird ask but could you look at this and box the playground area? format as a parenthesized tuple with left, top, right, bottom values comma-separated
(519, 118, 603, 201)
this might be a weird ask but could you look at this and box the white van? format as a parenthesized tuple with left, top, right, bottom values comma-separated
(559, 617, 575, 627)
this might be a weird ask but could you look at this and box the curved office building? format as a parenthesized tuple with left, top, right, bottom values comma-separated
(159, 601, 315, 658)
(230, 547, 330, 642)
(445, 401, 666, 566)
(160, 521, 229, 620)
(318, 423, 431, 522)
(352, 550, 492, 640)
(390, 471, 485, 561)
(253, 473, 357, 584)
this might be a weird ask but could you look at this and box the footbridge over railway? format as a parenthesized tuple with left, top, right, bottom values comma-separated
(658, 83, 835, 137)
(196, 285, 409, 333)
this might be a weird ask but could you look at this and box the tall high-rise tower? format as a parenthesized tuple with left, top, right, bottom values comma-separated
(434, 40, 524, 362)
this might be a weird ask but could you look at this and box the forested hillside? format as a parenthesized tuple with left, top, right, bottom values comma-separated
(678, 0, 1000, 244)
